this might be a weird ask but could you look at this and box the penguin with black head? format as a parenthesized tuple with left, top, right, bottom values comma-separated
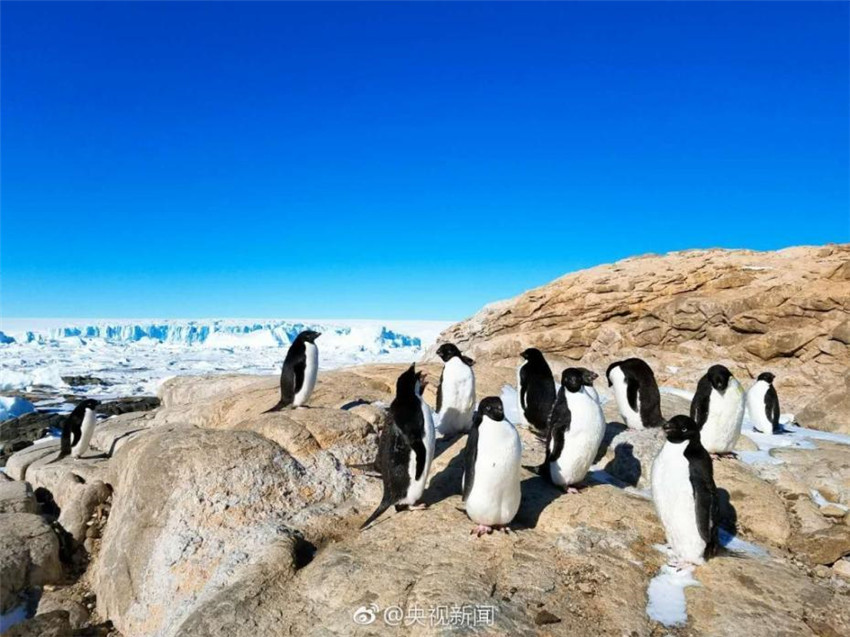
(746, 372, 783, 434)
(434, 343, 476, 438)
(651, 415, 719, 567)
(690, 364, 744, 458)
(462, 396, 522, 536)
(516, 347, 555, 436)
(606, 358, 663, 429)
(361, 365, 435, 529)
(53, 398, 101, 462)
(528, 368, 605, 493)
(265, 330, 321, 412)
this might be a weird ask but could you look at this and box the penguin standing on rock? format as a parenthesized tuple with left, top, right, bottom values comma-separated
(360, 365, 435, 529)
(690, 364, 745, 458)
(516, 348, 556, 436)
(265, 330, 321, 412)
(528, 368, 605, 493)
(746, 372, 783, 434)
(606, 358, 663, 429)
(651, 415, 719, 567)
(434, 343, 476, 438)
(462, 396, 522, 537)
(53, 399, 100, 462)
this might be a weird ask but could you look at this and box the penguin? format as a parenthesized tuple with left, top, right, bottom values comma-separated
(434, 343, 476, 437)
(361, 365, 436, 529)
(265, 330, 321, 412)
(462, 396, 522, 536)
(651, 415, 719, 566)
(605, 358, 663, 429)
(690, 364, 745, 457)
(71, 399, 101, 458)
(516, 348, 556, 436)
(530, 368, 605, 492)
(55, 399, 101, 461)
(746, 372, 782, 434)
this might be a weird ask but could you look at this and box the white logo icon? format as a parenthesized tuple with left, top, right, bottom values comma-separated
(352, 604, 378, 625)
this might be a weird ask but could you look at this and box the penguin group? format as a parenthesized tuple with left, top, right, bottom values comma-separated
(52, 329, 787, 569)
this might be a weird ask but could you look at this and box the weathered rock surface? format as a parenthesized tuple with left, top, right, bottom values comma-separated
(0, 480, 38, 514)
(428, 245, 850, 421)
(0, 412, 64, 467)
(0, 513, 63, 612)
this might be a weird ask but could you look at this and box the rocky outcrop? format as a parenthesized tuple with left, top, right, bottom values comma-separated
(2, 367, 850, 636)
(429, 245, 850, 420)
(0, 513, 63, 612)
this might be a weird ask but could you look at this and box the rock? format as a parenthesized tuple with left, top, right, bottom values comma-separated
(0, 513, 63, 612)
(688, 556, 850, 636)
(60, 375, 112, 387)
(36, 589, 90, 629)
(789, 498, 833, 534)
(772, 442, 850, 506)
(797, 370, 850, 435)
(55, 476, 111, 542)
(3, 610, 72, 637)
(0, 481, 38, 514)
(790, 525, 850, 565)
(714, 460, 792, 547)
(428, 245, 850, 418)
(97, 396, 160, 417)
(0, 412, 64, 467)
(833, 558, 850, 579)
(598, 426, 666, 489)
(821, 504, 848, 519)
(94, 425, 359, 637)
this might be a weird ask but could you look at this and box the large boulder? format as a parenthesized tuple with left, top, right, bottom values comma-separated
(0, 513, 63, 612)
(0, 481, 38, 514)
(94, 425, 363, 636)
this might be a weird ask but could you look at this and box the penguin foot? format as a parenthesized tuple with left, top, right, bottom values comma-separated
(470, 524, 494, 537)
(408, 503, 428, 511)
(564, 484, 586, 494)
(712, 452, 738, 460)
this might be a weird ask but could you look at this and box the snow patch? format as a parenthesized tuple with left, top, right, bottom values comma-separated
(646, 564, 699, 627)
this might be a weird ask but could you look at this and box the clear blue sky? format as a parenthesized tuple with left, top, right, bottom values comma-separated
(2, 2, 848, 320)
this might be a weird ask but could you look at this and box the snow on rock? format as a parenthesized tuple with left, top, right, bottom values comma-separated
(646, 564, 700, 627)
(0, 396, 36, 422)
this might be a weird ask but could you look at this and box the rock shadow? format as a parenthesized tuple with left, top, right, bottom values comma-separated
(596, 421, 627, 462)
(602, 442, 641, 487)
(717, 487, 738, 538)
(422, 448, 466, 506)
(514, 476, 563, 529)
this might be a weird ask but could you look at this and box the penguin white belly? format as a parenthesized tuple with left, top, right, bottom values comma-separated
(746, 381, 771, 434)
(402, 398, 436, 505)
(549, 391, 606, 487)
(465, 418, 522, 526)
(71, 408, 97, 459)
(437, 358, 476, 436)
(293, 342, 318, 407)
(516, 367, 528, 426)
(700, 380, 744, 453)
(652, 441, 706, 564)
(610, 367, 642, 429)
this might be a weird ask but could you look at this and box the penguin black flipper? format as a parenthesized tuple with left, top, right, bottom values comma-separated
(547, 387, 571, 463)
(519, 365, 530, 413)
(690, 376, 712, 428)
(53, 402, 88, 463)
(462, 412, 481, 502)
(361, 421, 408, 530)
(686, 442, 719, 559)
(765, 384, 781, 434)
(461, 355, 475, 366)
(525, 377, 556, 432)
(435, 368, 444, 413)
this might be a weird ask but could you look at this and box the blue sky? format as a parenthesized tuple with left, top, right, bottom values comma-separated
(2, 2, 848, 320)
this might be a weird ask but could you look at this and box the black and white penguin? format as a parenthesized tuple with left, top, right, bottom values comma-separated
(746, 372, 782, 434)
(516, 347, 555, 435)
(531, 368, 605, 492)
(651, 415, 719, 566)
(462, 396, 522, 536)
(59, 399, 100, 460)
(360, 365, 436, 529)
(606, 358, 663, 429)
(434, 343, 476, 437)
(265, 330, 321, 412)
(690, 364, 745, 457)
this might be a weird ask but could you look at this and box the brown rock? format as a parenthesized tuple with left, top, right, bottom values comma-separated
(0, 513, 63, 612)
(0, 481, 38, 514)
(789, 525, 850, 565)
(3, 610, 71, 637)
